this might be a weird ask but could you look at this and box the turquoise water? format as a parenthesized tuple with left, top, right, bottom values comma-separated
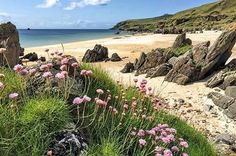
(18, 29, 122, 48)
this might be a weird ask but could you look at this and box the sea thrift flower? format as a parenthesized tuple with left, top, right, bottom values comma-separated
(163, 149, 173, 156)
(80, 70, 87, 76)
(42, 72, 52, 79)
(95, 98, 107, 106)
(182, 153, 189, 156)
(61, 58, 68, 65)
(40, 64, 48, 71)
(71, 62, 79, 68)
(171, 146, 179, 153)
(0, 82, 4, 90)
(55, 73, 65, 81)
(19, 69, 29, 76)
(130, 131, 136, 136)
(86, 70, 93, 76)
(60, 65, 67, 71)
(112, 108, 118, 115)
(96, 89, 104, 95)
(9, 93, 19, 100)
(139, 139, 146, 146)
(29, 69, 37, 75)
(47, 63, 54, 68)
(180, 141, 189, 148)
(73, 97, 83, 105)
(146, 129, 155, 136)
(83, 95, 91, 102)
(14, 64, 23, 72)
(137, 129, 145, 137)
(61, 71, 68, 76)
(123, 104, 128, 110)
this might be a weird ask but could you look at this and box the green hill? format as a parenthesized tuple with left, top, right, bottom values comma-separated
(113, 0, 236, 32)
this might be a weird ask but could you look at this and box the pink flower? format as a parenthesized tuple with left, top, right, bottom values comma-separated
(61, 71, 68, 76)
(42, 72, 52, 79)
(83, 95, 91, 102)
(9, 93, 19, 100)
(182, 153, 188, 156)
(180, 141, 188, 148)
(155, 154, 162, 156)
(171, 146, 179, 152)
(45, 49, 49, 52)
(55, 73, 65, 81)
(96, 89, 104, 95)
(139, 139, 146, 146)
(112, 108, 118, 115)
(86, 70, 93, 76)
(29, 69, 37, 75)
(14, 64, 23, 72)
(61, 58, 68, 65)
(60, 65, 67, 71)
(40, 64, 48, 71)
(95, 98, 107, 106)
(73, 97, 83, 105)
(163, 149, 173, 156)
(146, 129, 156, 136)
(71, 62, 79, 68)
(123, 104, 128, 110)
(80, 70, 86, 76)
(130, 131, 136, 136)
(47, 63, 54, 68)
(137, 129, 145, 137)
(0, 82, 5, 90)
(19, 69, 29, 76)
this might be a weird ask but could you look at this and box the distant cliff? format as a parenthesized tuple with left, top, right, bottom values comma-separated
(113, 0, 236, 32)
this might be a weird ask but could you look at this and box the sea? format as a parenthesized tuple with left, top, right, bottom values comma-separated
(18, 29, 123, 48)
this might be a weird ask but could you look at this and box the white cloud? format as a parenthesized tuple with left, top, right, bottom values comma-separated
(37, 0, 59, 8)
(64, 0, 111, 10)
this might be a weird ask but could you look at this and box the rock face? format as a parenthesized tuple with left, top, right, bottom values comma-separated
(165, 29, 236, 85)
(48, 129, 88, 156)
(172, 33, 192, 48)
(208, 92, 236, 119)
(110, 53, 122, 62)
(120, 62, 134, 73)
(22, 52, 38, 61)
(225, 86, 236, 99)
(146, 63, 172, 78)
(82, 44, 108, 62)
(0, 22, 24, 68)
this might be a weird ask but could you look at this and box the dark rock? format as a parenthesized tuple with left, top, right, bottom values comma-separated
(172, 33, 192, 49)
(134, 52, 146, 70)
(48, 129, 88, 156)
(230, 146, 236, 153)
(215, 134, 236, 145)
(0, 22, 24, 68)
(22, 52, 38, 61)
(146, 63, 172, 78)
(110, 53, 122, 62)
(40, 57, 46, 62)
(225, 86, 236, 99)
(225, 102, 236, 119)
(82, 44, 108, 62)
(120, 62, 134, 73)
(168, 57, 178, 66)
(208, 92, 235, 109)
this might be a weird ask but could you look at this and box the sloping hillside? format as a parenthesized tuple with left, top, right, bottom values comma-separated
(113, 0, 236, 32)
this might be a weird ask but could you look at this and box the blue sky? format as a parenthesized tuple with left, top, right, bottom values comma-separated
(0, 0, 218, 29)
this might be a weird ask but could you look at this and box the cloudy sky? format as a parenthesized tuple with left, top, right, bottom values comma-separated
(0, 0, 217, 29)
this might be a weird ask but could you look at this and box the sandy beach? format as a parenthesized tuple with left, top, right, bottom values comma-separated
(26, 31, 236, 143)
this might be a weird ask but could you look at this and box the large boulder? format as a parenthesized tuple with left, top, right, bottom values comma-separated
(0, 22, 24, 68)
(110, 53, 122, 62)
(22, 52, 38, 61)
(225, 86, 236, 99)
(82, 44, 108, 63)
(146, 63, 172, 78)
(172, 33, 192, 49)
(120, 62, 134, 73)
(165, 29, 236, 85)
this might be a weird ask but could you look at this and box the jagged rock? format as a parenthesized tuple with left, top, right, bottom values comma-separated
(120, 62, 134, 73)
(215, 134, 236, 145)
(225, 102, 236, 119)
(82, 44, 108, 62)
(48, 129, 88, 156)
(225, 86, 236, 99)
(208, 92, 234, 109)
(110, 53, 122, 62)
(207, 59, 236, 89)
(146, 63, 172, 78)
(172, 33, 192, 49)
(168, 57, 178, 66)
(165, 29, 236, 85)
(22, 52, 38, 61)
(134, 52, 146, 70)
(0, 22, 24, 68)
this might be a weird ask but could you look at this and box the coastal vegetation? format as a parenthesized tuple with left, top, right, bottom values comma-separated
(113, 0, 236, 32)
(0, 53, 217, 155)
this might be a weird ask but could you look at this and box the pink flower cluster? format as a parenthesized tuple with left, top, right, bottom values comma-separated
(73, 95, 91, 105)
(80, 70, 93, 76)
(131, 124, 189, 156)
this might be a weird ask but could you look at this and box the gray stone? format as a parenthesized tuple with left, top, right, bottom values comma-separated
(215, 134, 236, 145)
(82, 44, 108, 62)
(226, 102, 236, 119)
(208, 92, 235, 109)
(172, 33, 192, 48)
(225, 86, 236, 99)
(120, 62, 134, 73)
(110, 53, 122, 62)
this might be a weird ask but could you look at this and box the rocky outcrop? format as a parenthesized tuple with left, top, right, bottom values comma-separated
(206, 59, 236, 89)
(165, 29, 236, 85)
(21, 52, 38, 61)
(82, 44, 108, 63)
(120, 62, 134, 73)
(0, 22, 24, 68)
(146, 63, 172, 78)
(172, 33, 192, 48)
(110, 53, 122, 62)
(208, 92, 236, 120)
